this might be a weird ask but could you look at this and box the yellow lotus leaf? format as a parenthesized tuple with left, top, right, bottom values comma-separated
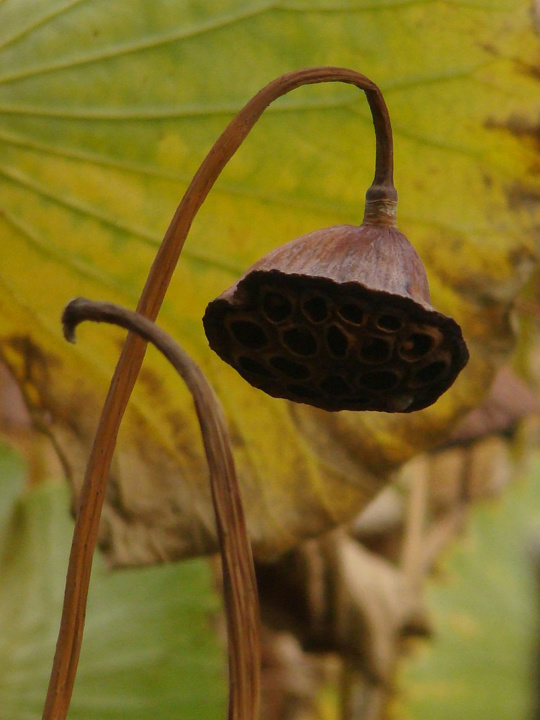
(0, 0, 538, 565)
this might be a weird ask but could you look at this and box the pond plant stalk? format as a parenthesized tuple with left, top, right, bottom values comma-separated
(42, 67, 467, 720)
(61, 298, 260, 720)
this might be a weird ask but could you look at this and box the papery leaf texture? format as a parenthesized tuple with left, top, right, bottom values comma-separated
(0, 0, 539, 564)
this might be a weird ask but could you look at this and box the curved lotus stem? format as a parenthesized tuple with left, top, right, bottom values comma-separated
(43, 66, 395, 720)
(143, 66, 396, 334)
(59, 298, 260, 720)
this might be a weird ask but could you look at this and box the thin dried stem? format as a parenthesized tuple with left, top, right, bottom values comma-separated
(400, 458, 430, 590)
(62, 297, 260, 720)
(42, 66, 394, 720)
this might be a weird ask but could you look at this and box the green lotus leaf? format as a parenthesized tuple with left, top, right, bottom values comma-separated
(398, 456, 540, 719)
(0, 444, 226, 719)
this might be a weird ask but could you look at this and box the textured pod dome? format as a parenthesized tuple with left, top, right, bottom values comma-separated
(203, 224, 469, 413)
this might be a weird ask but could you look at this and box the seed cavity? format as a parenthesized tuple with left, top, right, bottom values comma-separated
(360, 370, 400, 392)
(270, 356, 310, 379)
(326, 324, 349, 357)
(262, 292, 292, 323)
(338, 303, 364, 325)
(230, 320, 267, 349)
(302, 295, 329, 323)
(376, 314, 402, 332)
(400, 333, 434, 361)
(287, 383, 320, 399)
(320, 376, 350, 396)
(238, 356, 274, 378)
(360, 336, 392, 364)
(414, 360, 448, 384)
(282, 327, 317, 356)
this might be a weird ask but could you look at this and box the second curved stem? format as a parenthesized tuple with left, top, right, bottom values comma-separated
(62, 298, 261, 720)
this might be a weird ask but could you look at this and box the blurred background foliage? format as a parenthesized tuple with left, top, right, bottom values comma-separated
(1, 1, 540, 718)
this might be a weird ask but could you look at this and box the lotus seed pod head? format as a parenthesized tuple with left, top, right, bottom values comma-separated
(203, 223, 469, 413)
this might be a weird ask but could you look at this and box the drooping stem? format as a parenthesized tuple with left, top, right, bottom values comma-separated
(42, 66, 395, 720)
(135, 66, 395, 329)
(62, 298, 260, 720)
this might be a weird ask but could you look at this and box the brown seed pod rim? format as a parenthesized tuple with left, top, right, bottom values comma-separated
(203, 270, 469, 413)
(206, 270, 468, 357)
